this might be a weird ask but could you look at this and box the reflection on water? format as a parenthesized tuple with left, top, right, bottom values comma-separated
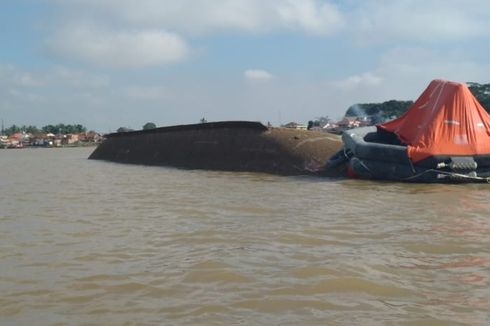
(1, 147, 490, 325)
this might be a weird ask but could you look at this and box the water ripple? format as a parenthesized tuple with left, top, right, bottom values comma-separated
(1, 148, 490, 325)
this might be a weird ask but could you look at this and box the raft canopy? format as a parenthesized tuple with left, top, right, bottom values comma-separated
(377, 79, 490, 162)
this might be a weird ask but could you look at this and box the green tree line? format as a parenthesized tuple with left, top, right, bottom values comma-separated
(345, 82, 490, 119)
(345, 100, 414, 120)
(2, 123, 87, 136)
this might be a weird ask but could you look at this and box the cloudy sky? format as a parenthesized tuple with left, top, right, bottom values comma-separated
(1, 0, 490, 132)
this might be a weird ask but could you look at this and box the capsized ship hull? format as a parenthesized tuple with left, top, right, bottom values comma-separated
(89, 121, 343, 176)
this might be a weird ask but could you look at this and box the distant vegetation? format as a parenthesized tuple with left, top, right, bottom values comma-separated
(143, 122, 157, 130)
(468, 82, 490, 112)
(345, 82, 490, 119)
(345, 100, 413, 121)
(116, 127, 134, 133)
(2, 123, 87, 136)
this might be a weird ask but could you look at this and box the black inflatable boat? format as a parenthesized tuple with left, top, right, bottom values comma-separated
(326, 79, 490, 183)
(327, 126, 490, 183)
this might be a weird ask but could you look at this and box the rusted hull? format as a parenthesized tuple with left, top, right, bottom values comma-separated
(89, 121, 343, 176)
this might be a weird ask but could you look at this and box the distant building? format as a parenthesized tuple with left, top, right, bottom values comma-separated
(322, 121, 338, 130)
(282, 122, 308, 130)
(338, 117, 361, 129)
(84, 131, 102, 143)
(66, 134, 79, 144)
(0, 135, 8, 148)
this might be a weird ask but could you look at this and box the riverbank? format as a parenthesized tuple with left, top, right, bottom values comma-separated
(0, 142, 99, 149)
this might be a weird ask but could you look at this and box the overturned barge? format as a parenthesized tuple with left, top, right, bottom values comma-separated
(89, 121, 343, 176)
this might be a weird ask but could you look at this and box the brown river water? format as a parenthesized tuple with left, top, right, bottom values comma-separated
(1, 147, 490, 325)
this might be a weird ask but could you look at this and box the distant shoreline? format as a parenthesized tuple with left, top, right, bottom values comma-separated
(1, 142, 99, 149)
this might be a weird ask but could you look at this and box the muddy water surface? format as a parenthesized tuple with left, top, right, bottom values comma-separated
(1, 147, 490, 325)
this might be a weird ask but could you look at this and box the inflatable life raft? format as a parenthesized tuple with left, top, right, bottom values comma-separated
(326, 79, 490, 183)
(326, 126, 490, 183)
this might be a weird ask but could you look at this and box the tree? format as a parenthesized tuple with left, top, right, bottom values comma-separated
(143, 122, 156, 130)
(3, 123, 87, 136)
(468, 82, 490, 113)
(25, 125, 40, 134)
(117, 127, 133, 133)
(341, 82, 490, 121)
(42, 124, 56, 134)
(42, 123, 87, 134)
(75, 124, 86, 133)
(307, 120, 313, 130)
(5, 125, 21, 135)
(345, 100, 413, 120)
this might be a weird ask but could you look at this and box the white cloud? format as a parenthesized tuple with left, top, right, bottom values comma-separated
(0, 64, 114, 128)
(327, 47, 490, 112)
(244, 69, 274, 81)
(350, 0, 490, 44)
(380, 47, 490, 81)
(49, 0, 490, 41)
(276, 0, 343, 35)
(46, 25, 190, 68)
(123, 86, 170, 100)
(43, 1, 344, 69)
(50, 0, 344, 35)
(373, 47, 490, 98)
(0, 65, 110, 90)
(50, 66, 110, 89)
(8, 1, 490, 131)
(0, 65, 46, 87)
(332, 72, 382, 90)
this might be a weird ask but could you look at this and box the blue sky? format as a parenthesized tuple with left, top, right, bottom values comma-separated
(1, 0, 490, 132)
